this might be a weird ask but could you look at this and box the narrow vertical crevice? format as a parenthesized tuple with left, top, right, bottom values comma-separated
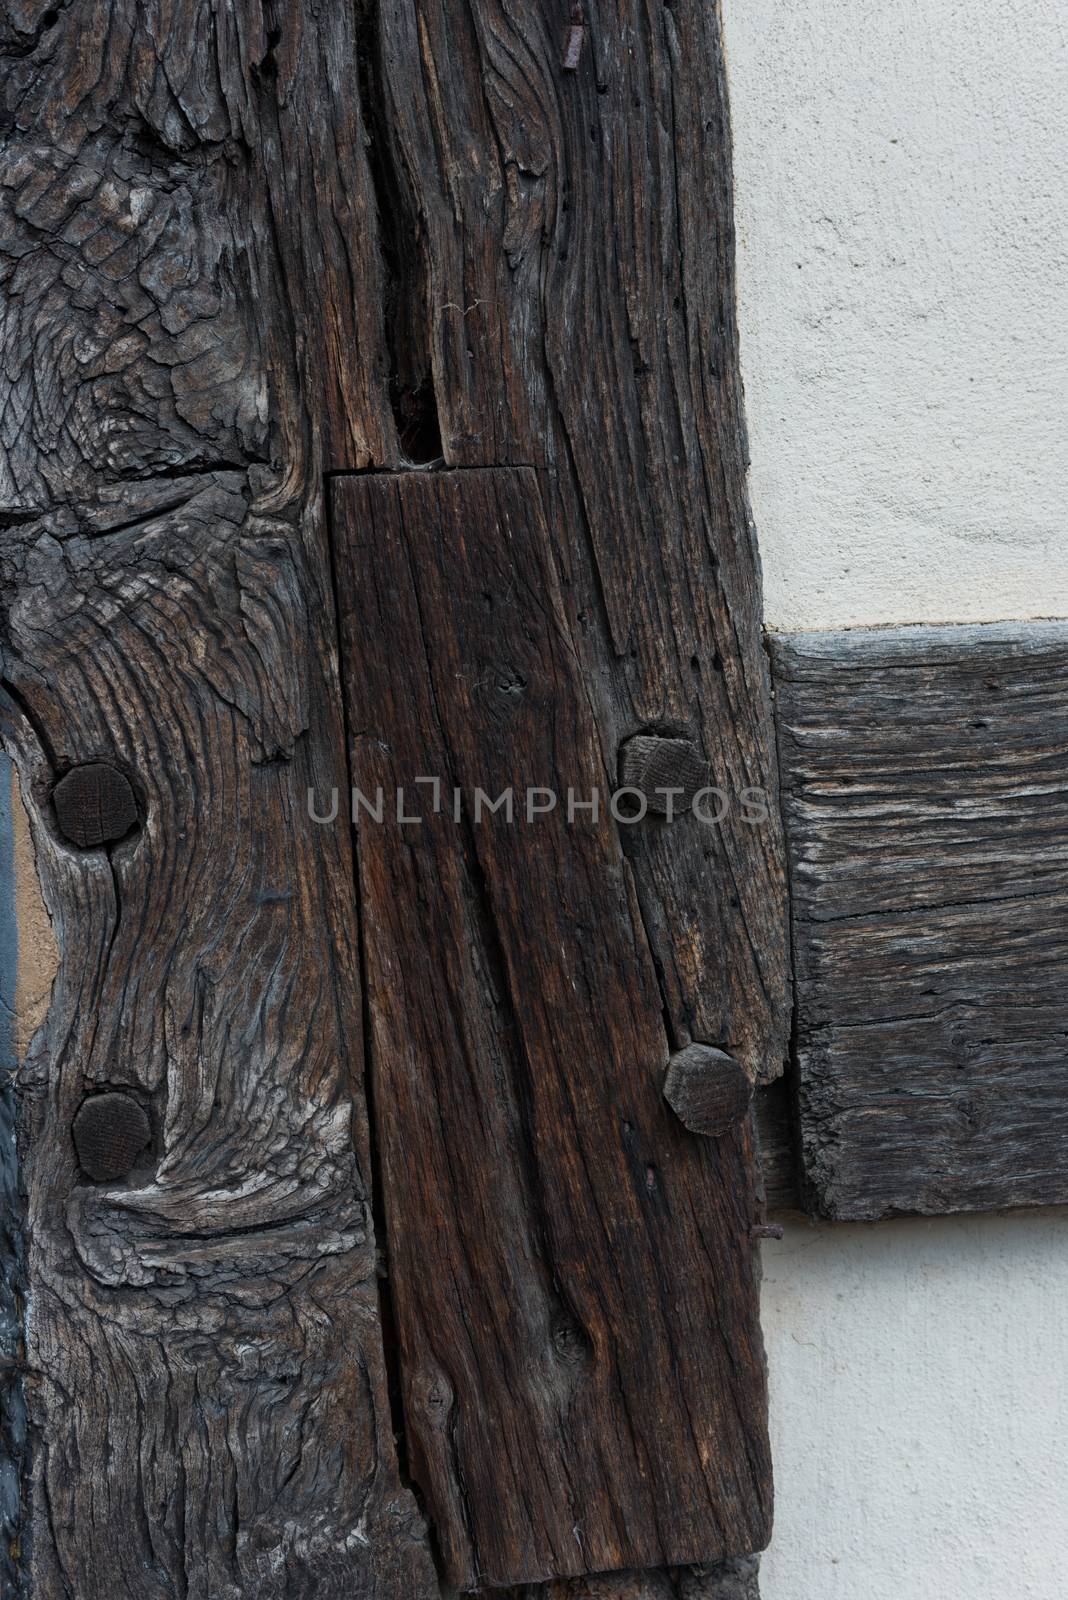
(761, 631, 805, 1208)
(354, 0, 444, 466)
(0, 751, 26, 1599)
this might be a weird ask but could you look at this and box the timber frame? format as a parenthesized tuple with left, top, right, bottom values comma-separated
(0, 3, 788, 1597)
(768, 621, 1068, 1221)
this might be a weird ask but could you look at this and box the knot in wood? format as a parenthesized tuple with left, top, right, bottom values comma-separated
(664, 1044, 752, 1138)
(72, 1092, 152, 1182)
(52, 762, 139, 848)
(618, 734, 709, 815)
(551, 1314, 593, 1372)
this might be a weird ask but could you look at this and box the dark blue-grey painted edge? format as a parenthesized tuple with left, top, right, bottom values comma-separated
(0, 752, 26, 1594)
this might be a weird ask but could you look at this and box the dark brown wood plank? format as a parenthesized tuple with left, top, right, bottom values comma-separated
(0, 3, 436, 1595)
(771, 622, 1068, 1220)
(374, 0, 790, 1086)
(0, 753, 24, 1599)
(332, 468, 772, 1591)
(2, 1, 788, 1594)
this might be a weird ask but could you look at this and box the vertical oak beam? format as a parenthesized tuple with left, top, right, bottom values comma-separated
(355, 4, 790, 1583)
(375, 0, 789, 1082)
(332, 469, 772, 1589)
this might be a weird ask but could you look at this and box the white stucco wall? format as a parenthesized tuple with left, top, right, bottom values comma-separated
(722, 2, 1068, 1595)
(726, 0, 1068, 634)
(759, 1214, 1068, 1600)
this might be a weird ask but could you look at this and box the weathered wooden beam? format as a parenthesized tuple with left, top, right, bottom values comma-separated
(342, 3, 790, 1587)
(771, 621, 1068, 1221)
(375, 0, 790, 1086)
(0, 3, 437, 1595)
(0, 753, 24, 1599)
(1, 0, 788, 1594)
(332, 468, 772, 1590)
(2, 492, 443, 1599)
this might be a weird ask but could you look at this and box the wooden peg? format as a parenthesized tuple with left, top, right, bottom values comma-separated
(664, 1044, 752, 1137)
(618, 734, 710, 815)
(72, 1093, 151, 1182)
(52, 762, 138, 848)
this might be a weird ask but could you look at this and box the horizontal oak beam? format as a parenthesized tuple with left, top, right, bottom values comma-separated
(770, 621, 1068, 1222)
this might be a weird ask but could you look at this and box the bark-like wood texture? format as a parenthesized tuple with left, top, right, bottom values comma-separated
(772, 622, 1068, 1220)
(0, 3, 438, 1596)
(0, 0, 788, 1593)
(373, 0, 789, 1086)
(334, 469, 771, 1590)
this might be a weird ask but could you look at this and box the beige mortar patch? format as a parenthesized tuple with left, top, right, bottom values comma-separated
(11, 764, 59, 1059)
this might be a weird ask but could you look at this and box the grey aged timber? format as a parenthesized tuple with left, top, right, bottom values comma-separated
(772, 622, 1068, 1221)
(0, 3, 439, 1595)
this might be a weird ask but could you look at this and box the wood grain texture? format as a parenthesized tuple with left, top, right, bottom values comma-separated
(772, 622, 1068, 1220)
(1, 0, 787, 1593)
(501, 1556, 761, 1600)
(0, 3, 438, 1595)
(374, 0, 789, 1084)
(0, 753, 24, 1597)
(333, 469, 772, 1591)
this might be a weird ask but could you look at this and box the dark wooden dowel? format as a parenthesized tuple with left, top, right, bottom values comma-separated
(618, 735, 710, 815)
(52, 763, 138, 849)
(664, 1045, 753, 1138)
(72, 1093, 152, 1183)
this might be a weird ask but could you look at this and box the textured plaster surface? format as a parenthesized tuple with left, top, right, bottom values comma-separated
(724, 2, 1068, 1594)
(760, 1216, 1068, 1600)
(726, 0, 1068, 631)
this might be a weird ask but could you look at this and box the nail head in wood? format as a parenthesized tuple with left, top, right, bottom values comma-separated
(72, 1092, 152, 1182)
(664, 1044, 752, 1138)
(618, 734, 710, 815)
(52, 762, 139, 848)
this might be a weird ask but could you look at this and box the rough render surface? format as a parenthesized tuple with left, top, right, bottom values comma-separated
(726, 0, 1068, 632)
(760, 1215, 1068, 1600)
(725, 1, 1068, 1596)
